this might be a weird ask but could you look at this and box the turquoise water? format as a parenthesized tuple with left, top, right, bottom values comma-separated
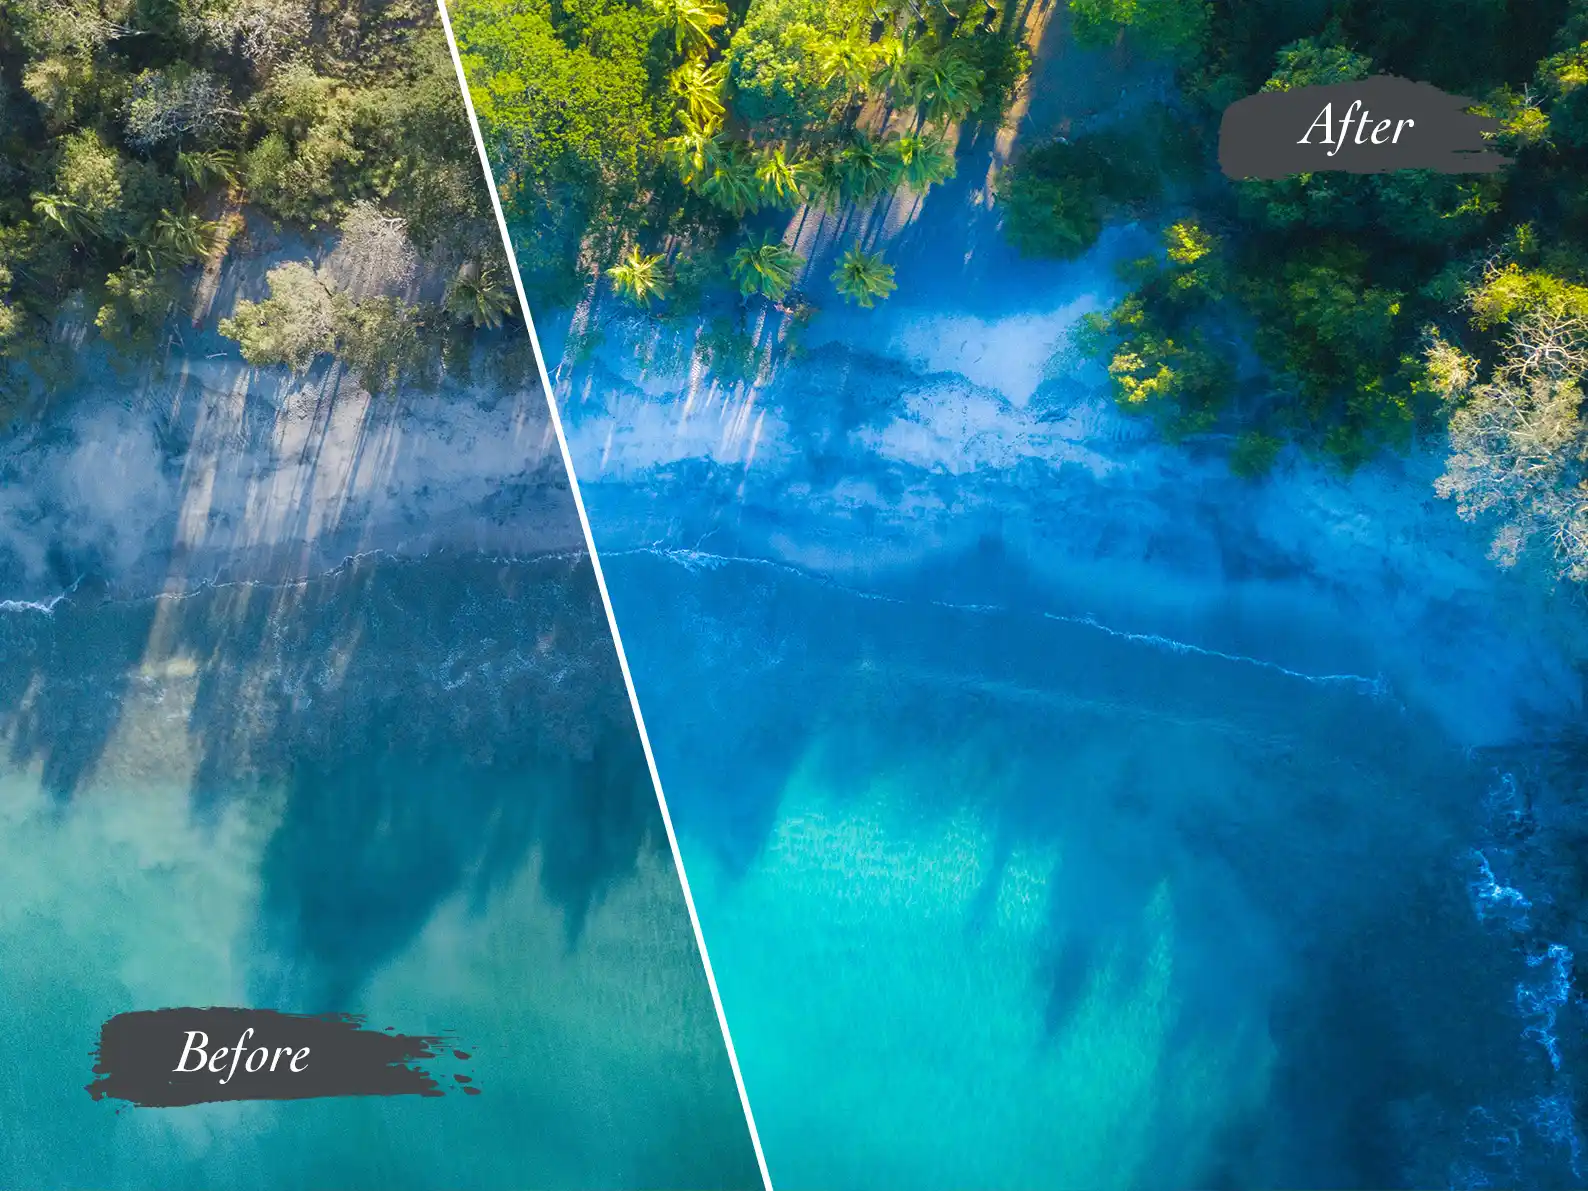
(605, 546, 1546, 1190)
(0, 552, 759, 1191)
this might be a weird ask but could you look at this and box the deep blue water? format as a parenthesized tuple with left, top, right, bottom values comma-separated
(604, 543, 1583, 1190)
(0, 551, 759, 1191)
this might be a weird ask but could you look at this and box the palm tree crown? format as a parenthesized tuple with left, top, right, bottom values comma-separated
(670, 58, 728, 126)
(729, 234, 803, 302)
(895, 132, 956, 190)
(907, 44, 984, 125)
(831, 245, 896, 308)
(608, 246, 670, 306)
(650, 0, 728, 57)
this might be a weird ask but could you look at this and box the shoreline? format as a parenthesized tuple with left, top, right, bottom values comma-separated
(0, 332, 583, 605)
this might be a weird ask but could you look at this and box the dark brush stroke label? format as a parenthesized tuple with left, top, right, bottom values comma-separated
(86, 1008, 479, 1107)
(1219, 74, 1510, 179)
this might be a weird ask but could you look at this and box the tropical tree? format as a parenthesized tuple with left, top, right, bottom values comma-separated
(175, 147, 237, 190)
(816, 35, 882, 98)
(871, 33, 912, 100)
(670, 58, 728, 126)
(445, 261, 516, 328)
(906, 43, 984, 125)
(218, 261, 337, 372)
(126, 210, 215, 271)
(608, 245, 670, 306)
(31, 192, 102, 244)
(806, 151, 848, 206)
(835, 132, 902, 203)
(831, 245, 896, 307)
(1434, 308, 1588, 578)
(894, 131, 955, 190)
(730, 233, 802, 301)
(699, 146, 763, 215)
(650, 0, 728, 57)
(663, 113, 727, 187)
(754, 145, 817, 207)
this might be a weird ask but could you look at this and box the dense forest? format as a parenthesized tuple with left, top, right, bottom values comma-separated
(452, 0, 1029, 307)
(0, 0, 520, 415)
(1045, 0, 1588, 582)
(453, 0, 1588, 584)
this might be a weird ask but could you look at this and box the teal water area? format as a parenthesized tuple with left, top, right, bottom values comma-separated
(0, 552, 759, 1191)
(606, 545, 1542, 1191)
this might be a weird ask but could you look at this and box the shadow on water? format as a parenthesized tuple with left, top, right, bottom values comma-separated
(1, 550, 671, 1012)
(609, 541, 1535, 1189)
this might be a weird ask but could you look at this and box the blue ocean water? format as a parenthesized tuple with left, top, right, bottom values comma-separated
(0, 551, 759, 1191)
(603, 544, 1579, 1191)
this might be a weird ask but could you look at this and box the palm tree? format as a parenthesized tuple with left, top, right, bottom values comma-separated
(650, 0, 728, 56)
(31, 192, 101, 245)
(729, 234, 802, 302)
(670, 58, 728, 126)
(809, 152, 847, 207)
(894, 131, 956, 190)
(754, 146, 817, 208)
(663, 113, 726, 187)
(906, 43, 984, 125)
(157, 211, 215, 260)
(175, 148, 237, 191)
(831, 246, 896, 308)
(816, 36, 881, 98)
(836, 132, 902, 204)
(699, 147, 762, 216)
(446, 261, 516, 328)
(608, 246, 670, 306)
(125, 210, 216, 271)
(870, 33, 911, 96)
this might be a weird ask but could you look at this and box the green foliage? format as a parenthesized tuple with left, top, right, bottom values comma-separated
(999, 111, 1189, 258)
(904, 42, 985, 125)
(445, 262, 517, 328)
(452, 0, 1018, 311)
(453, 0, 662, 260)
(94, 267, 181, 349)
(831, 246, 896, 307)
(1538, 37, 1588, 148)
(954, 29, 1032, 125)
(219, 259, 453, 394)
(672, 58, 729, 126)
(726, 0, 860, 130)
(729, 233, 803, 301)
(1079, 220, 1236, 437)
(1239, 241, 1413, 466)
(1468, 263, 1588, 329)
(219, 262, 338, 371)
(1230, 430, 1283, 478)
(337, 296, 436, 395)
(895, 132, 957, 191)
(755, 145, 818, 207)
(651, 0, 729, 56)
(834, 132, 903, 203)
(1068, 0, 1209, 60)
(1260, 37, 1371, 90)
(608, 246, 671, 306)
(0, 0, 501, 400)
(699, 144, 764, 214)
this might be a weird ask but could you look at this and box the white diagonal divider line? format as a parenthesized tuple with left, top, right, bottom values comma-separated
(433, 6, 774, 1188)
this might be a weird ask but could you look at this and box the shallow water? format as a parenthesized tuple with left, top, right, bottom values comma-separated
(607, 545, 1563, 1190)
(0, 552, 759, 1191)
